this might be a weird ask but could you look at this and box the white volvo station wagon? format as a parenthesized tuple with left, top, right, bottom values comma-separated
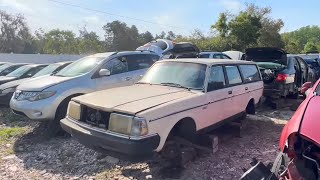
(61, 59, 263, 160)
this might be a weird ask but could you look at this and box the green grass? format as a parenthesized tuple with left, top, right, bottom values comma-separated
(0, 127, 27, 143)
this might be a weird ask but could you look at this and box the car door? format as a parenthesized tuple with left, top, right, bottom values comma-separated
(125, 54, 160, 83)
(204, 65, 230, 127)
(296, 56, 310, 84)
(94, 56, 132, 90)
(224, 65, 244, 116)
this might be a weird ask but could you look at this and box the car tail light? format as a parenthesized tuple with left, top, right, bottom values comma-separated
(276, 74, 288, 82)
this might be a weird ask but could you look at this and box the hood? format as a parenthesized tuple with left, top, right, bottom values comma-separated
(245, 47, 287, 65)
(17, 75, 75, 91)
(73, 84, 196, 114)
(0, 78, 32, 90)
(299, 96, 320, 145)
(0, 76, 18, 85)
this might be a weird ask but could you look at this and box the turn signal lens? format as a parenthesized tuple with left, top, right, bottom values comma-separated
(276, 74, 288, 82)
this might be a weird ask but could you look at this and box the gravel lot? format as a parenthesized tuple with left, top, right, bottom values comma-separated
(0, 100, 298, 180)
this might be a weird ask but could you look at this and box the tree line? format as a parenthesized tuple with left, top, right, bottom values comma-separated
(1, 4, 320, 55)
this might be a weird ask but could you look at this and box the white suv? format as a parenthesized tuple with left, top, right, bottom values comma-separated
(10, 51, 160, 136)
(61, 58, 263, 160)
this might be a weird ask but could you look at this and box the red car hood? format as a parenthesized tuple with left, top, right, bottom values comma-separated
(299, 96, 320, 145)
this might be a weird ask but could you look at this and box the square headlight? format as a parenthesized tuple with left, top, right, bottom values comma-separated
(108, 113, 148, 136)
(67, 101, 81, 120)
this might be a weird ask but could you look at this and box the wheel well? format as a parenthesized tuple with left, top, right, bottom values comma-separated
(246, 98, 255, 114)
(55, 93, 84, 119)
(168, 117, 197, 142)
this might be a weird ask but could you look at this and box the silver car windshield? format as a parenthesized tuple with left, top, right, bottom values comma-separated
(6, 66, 31, 77)
(33, 64, 60, 77)
(0, 64, 11, 72)
(55, 57, 105, 77)
(140, 62, 206, 90)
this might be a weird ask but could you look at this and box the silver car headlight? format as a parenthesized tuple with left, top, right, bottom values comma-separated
(108, 113, 148, 136)
(15, 91, 56, 101)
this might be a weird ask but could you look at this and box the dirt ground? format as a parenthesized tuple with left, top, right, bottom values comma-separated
(0, 100, 299, 180)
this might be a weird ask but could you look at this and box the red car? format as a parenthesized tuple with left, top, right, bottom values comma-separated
(241, 79, 320, 180)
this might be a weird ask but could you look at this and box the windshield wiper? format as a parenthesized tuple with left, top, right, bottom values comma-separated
(160, 82, 192, 90)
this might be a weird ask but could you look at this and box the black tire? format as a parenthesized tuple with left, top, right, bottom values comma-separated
(160, 140, 182, 167)
(246, 100, 256, 115)
(271, 152, 289, 178)
(44, 100, 69, 138)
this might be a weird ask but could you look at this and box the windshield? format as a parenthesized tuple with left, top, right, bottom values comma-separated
(6, 66, 31, 77)
(55, 57, 105, 77)
(140, 62, 207, 90)
(33, 64, 60, 77)
(0, 64, 12, 72)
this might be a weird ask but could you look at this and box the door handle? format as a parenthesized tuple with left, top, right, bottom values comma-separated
(245, 87, 248, 90)
(228, 90, 232, 95)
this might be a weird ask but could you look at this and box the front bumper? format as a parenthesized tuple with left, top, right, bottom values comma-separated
(10, 96, 58, 121)
(0, 92, 14, 106)
(60, 118, 160, 161)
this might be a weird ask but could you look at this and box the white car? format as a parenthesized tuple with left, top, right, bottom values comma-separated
(10, 51, 160, 136)
(61, 58, 263, 160)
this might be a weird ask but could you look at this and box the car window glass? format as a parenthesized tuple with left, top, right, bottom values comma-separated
(207, 66, 225, 91)
(225, 66, 243, 85)
(222, 55, 231, 59)
(24, 66, 46, 77)
(239, 65, 261, 83)
(103, 58, 128, 75)
(126, 54, 157, 71)
(212, 54, 221, 59)
(0, 65, 22, 76)
(199, 54, 210, 58)
(297, 58, 307, 72)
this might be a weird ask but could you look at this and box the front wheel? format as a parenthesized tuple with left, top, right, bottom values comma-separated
(44, 101, 69, 138)
(271, 152, 289, 178)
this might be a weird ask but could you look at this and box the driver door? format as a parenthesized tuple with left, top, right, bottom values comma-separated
(94, 56, 133, 91)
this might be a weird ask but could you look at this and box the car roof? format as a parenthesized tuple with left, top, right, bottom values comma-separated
(23, 64, 47, 68)
(199, 52, 223, 54)
(160, 58, 256, 65)
(89, 51, 158, 58)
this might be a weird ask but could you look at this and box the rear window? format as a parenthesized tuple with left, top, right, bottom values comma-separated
(239, 65, 261, 83)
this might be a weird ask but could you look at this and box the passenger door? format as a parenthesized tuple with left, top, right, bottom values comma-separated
(125, 54, 159, 83)
(296, 57, 309, 84)
(94, 56, 131, 90)
(204, 65, 229, 127)
(224, 65, 244, 116)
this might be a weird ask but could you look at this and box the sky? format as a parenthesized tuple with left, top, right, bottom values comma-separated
(1, 0, 320, 39)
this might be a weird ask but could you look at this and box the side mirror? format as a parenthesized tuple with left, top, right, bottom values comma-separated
(99, 69, 111, 77)
(301, 82, 312, 94)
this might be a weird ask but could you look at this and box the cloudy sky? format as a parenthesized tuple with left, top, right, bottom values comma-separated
(1, 0, 319, 38)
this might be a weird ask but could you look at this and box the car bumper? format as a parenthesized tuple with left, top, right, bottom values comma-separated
(263, 83, 286, 98)
(0, 92, 14, 106)
(60, 118, 160, 161)
(10, 97, 57, 121)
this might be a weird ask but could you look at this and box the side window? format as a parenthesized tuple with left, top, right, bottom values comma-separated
(225, 65, 243, 85)
(207, 66, 226, 92)
(103, 58, 128, 75)
(126, 54, 156, 71)
(212, 54, 221, 59)
(239, 65, 261, 83)
(199, 54, 210, 58)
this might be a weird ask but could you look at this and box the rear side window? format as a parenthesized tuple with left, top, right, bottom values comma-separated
(225, 66, 242, 85)
(199, 54, 210, 58)
(222, 55, 231, 59)
(126, 54, 157, 71)
(239, 65, 261, 83)
(207, 66, 226, 92)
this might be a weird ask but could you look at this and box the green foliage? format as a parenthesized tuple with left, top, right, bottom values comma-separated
(0, 127, 26, 143)
(304, 42, 318, 53)
(43, 29, 79, 54)
(212, 13, 228, 37)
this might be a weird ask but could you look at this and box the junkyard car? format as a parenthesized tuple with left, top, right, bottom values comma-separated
(10, 51, 159, 136)
(0, 64, 47, 85)
(0, 63, 28, 76)
(199, 52, 232, 59)
(0, 62, 71, 106)
(245, 47, 314, 99)
(61, 59, 263, 160)
(137, 39, 200, 58)
(241, 79, 320, 180)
